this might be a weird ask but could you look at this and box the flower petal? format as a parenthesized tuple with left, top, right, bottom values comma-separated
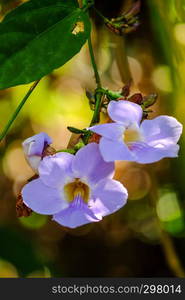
(38, 152, 74, 188)
(53, 203, 101, 228)
(108, 100, 143, 125)
(99, 137, 134, 162)
(22, 178, 68, 215)
(89, 123, 124, 141)
(72, 143, 115, 184)
(141, 116, 183, 147)
(22, 132, 52, 172)
(130, 141, 180, 164)
(22, 132, 52, 156)
(90, 179, 128, 217)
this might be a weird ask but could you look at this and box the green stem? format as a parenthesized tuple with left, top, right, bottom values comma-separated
(83, 91, 103, 144)
(0, 80, 40, 143)
(57, 149, 76, 154)
(86, 20, 103, 139)
(82, 0, 94, 11)
(72, 1, 103, 145)
(90, 91, 102, 126)
(93, 7, 110, 24)
(88, 34, 102, 89)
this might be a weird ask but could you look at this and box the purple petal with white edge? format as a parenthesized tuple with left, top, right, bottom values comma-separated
(53, 195, 101, 228)
(22, 178, 68, 215)
(108, 100, 143, 125)
(72, 143, 114, 184)
(140, 116, 183, 147)
(99, 137, 134, 162)
(22, 132, 52, 156)
(89, 123, 124, 141)
(130, 141, 180, 164)
(25, 156, 42, 173)
(90, 178, 128, 218)
(22, 132, 52, 172)
(38, 152, 74, 188)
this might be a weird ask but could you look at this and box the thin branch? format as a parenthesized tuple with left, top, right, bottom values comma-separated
(0, 80, 40, 143)
(88, 34, 102, 89)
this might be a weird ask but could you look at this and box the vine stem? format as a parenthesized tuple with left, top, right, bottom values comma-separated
(0, 80, 40, 143)
(89, 92, 102, 126)
(67, 32, 103, 147)
(68, 0, 103, 147)
(88, 34, 102, 89)
(87, 35, 103, 129)
(93, 6, 111, 25)
(87, 14, 103, 128)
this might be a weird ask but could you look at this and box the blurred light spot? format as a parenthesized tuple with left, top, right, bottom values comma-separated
(19, 212, 48, 229)
(32, 116, 71, 150)
(3, 144, 34, 181)
(164, 218, 185, 236)
(99, 48, 111, 73)
(111, 57, 142, 86)
(138, 218, 161, 242)
(157, 190, 185, 235)
(156, 191, 182, 222)
(128, 56, 143, 84)
(152, 65, 172, 92)
(120, 168, 151, 200)
(26, 267, 51, 278)
(174, 23, 185, 45)
(0, 259, 19, 278)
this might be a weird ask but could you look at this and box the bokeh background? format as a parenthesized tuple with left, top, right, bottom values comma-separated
(0, 0, 185, 277)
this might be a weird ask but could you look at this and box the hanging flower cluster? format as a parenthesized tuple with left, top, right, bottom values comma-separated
(20, 96, 183, 229)
(22, 142, 127, 228)
(89, 100, 182, 164)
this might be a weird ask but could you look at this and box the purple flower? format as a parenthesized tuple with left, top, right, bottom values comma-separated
(89, 100, 183, 164)
(22, 132, 52, 172)
(22, 143, 128, 228)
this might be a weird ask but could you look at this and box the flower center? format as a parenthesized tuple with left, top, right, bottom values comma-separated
(64, 179, 90, 204)
(123, 124, 143, 144)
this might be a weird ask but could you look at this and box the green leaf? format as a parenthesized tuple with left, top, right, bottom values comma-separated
(3, 0, 79, 22)
(0, 0, 91, 90)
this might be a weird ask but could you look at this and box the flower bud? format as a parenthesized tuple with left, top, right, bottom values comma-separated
(22, 132, 52, 173)
(128, 93, 143, 104)
(141, 93, 158, 108)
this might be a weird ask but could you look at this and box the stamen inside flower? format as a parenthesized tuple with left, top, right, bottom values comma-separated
(123, 124, 143, 144)
(64, 179, 90, 203)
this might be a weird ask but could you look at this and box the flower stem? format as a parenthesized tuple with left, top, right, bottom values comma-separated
(83, 91, 103, 144)
(0, 80, 40, 143)
(88, 34, 102, 89)
(93, 6, 110, 24)
(90, 91, 102, 126)
(69, 1, 103, 146)
(87, 18, 103, 130)
(82, 0, 94, 11)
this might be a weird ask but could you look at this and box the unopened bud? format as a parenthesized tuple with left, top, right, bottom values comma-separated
(121, 81, 132, 97)
(142, 93, 157, 108)
(22, 132, 52, 173)
(128, 93, 143, 104)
